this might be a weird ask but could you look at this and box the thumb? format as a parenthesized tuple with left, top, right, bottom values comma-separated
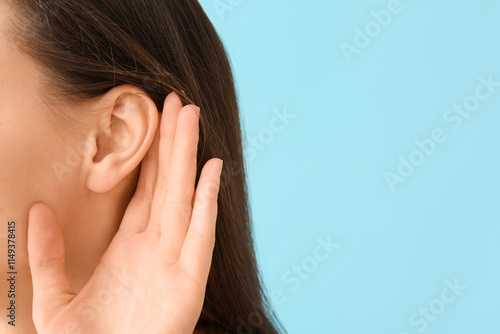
(27, 202, 76, 324)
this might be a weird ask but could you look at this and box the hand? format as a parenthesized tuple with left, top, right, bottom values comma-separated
(27, 92, 223, 334)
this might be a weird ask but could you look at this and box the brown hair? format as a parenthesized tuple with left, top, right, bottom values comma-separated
(5, 0, 284, 333)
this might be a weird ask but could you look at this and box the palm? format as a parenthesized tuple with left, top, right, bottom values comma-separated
(27, 92, 223, 334)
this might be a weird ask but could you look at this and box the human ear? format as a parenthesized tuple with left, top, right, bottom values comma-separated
(83, 84, 159, 193)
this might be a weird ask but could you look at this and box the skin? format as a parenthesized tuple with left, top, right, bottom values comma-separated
(0, 6, 221, 333)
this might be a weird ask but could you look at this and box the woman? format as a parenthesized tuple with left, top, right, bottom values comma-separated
(0, 0, 284, 333)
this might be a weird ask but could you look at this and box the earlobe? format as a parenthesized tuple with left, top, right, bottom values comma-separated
(84, 85, 159, 194)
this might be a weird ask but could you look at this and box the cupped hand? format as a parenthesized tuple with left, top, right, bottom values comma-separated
(26, 92, 223, 334)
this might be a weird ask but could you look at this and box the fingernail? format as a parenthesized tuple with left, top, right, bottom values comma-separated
(219, 159, 224, 177)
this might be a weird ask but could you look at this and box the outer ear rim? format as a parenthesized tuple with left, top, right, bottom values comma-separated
(84, 85, 159, 194)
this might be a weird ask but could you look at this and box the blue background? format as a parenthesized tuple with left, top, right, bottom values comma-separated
(200, 0, 500, 333)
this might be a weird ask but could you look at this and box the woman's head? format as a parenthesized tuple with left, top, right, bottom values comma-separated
(1, 0, 283, 333)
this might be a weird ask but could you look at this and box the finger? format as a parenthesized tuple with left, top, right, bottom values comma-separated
(160, 104, 200, 254)
(179, 158, 222, 281)
(118, 112, 161, 235)
(147, 92, 183, 235)
(27, 203, 76, 327)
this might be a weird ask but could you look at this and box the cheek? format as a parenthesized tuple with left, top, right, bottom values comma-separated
(0, 49, 84, 211)
(0, 105, 80, 205)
